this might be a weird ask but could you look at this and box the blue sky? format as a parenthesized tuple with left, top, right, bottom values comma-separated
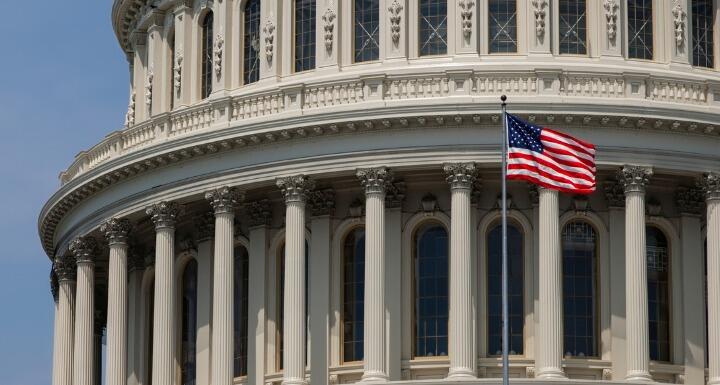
(0, 1, 128, 384)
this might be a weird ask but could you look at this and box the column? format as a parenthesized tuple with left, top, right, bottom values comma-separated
(606, 182, 627, 380)
(206, 187, 243, 385)
(444, 163, 478, 378)
(53, 256, 76, 385)
(197, 213, 215, 385)
(703, 173, 720, 385)
(309, 199, 332, 385)
(101, 219, 132, 385)
(146, 201, 181, 385)
(247, 200, 272, 385)
(536, 188, 565, 379)
(127, 249, 146, 385)
(386, 205, 402, 381)
(357, 167, 391, 382)
(70, 236, 98, 385)
(618, 165, 653, 382)
(276, 176, 315, 385)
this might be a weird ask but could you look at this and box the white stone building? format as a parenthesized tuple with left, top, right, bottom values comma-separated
(40, 1, 720, 384)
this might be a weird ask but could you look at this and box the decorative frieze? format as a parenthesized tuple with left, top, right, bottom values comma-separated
(388, 0, 403, 46)
(246, 199, 273, 227)
(205, 186, 243, 215)
(308, 188, 335, 216)
(444, 162, 479, 190)
(357, 167, 393, 196)
(100, 218, 132, 246)
(322, 5, 336, 52)
(458, 0, 474, 39)
(532, 0, 548, 38)
(146, 201, 181, 229)
(263, 18, 275, 64)
(69, 236, 98, 265)
(617, 165, 653, 194)
(603, 0, 618, 41)
(277, 175, 315, 203)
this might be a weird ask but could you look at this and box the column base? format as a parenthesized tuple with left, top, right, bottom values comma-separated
(361, 371, 388, 383)
(625, 370, 653, 382)
(446, 367, 476, 380)
(281, 377, 308, 385)
(536, 367, 566, 380)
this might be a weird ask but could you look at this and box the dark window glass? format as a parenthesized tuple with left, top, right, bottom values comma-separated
(169, 34, 175, 110)
(354, 0, 380, 62)
(234, 246, 249, 377)
(487, 223, 524, 355)
(489, 0, 518, 53)
(243, 0, 261, 84)
(647, 226, 670, 362)
(559, 0, 587, 55)
(414, 224, 449, 357)
(692, 0, 715, 68)
(294, 0, 316, 72)
(343, 228, 365, 362)
(181, 260, 198, 385)
(419, 0, 448, 56)
(201, 12, 214, 98)
(562, 221, 598, 357)
(277, 242, 310, 370)
(628, 0, 653, 59)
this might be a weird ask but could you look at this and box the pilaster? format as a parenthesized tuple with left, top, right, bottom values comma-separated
(126, 246, 145, 385)
(454, 0, 479, 56)
(146, 15, 165, 117)
(701, 172, 720, 385)
(130, 33, 148, 122)
(261, 0, 282, 81)
(309, 211, 332, 385)
(196, 224, 213, 385)
(248, 214, 269, 385)
(382, 0, 408, 62)
(212, 0, 233, 95)
(606, 180, 627, 380)
(528, 0, 551, 55)
(600, 0, 623, 57)
(317, 0, 340, 70)
(174, 3, 193, 107)
(385, 206, 402, 381)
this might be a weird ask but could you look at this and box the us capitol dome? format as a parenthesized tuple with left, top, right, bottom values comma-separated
(41, 1, 720, 385)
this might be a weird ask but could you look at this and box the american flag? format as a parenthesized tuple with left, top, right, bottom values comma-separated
(506, 113, 596, 194)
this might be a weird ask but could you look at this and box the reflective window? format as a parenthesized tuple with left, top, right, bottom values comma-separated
(169, 34, 175, 110)
(487, 223, 524, 355)
(414, 223, 449, 357)
(419, 0, 448, 56)
(628, 0, 653, 60)
(354, 0, 380, 62)
(559, 0, 587, 55)
(277, 242, 310, 370)
(181, 260, 198, 385)
(234, 246, 249, 377)
(647, 226, 670, 362)
(562, 221, 598, 357)
(343, 228, 365, 362)
(489, 0, 517, 53)
(294, 0, 316, 72)
(692, 0, 715, 68)
(201, 12, 214, 98)
(243, 0, 261, 84)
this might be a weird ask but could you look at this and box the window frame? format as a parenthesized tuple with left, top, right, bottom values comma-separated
(353, 0, 381, 63)
(626, 0, 655, 61)
(200, 11, 214, 99)
(487, 0, 519, 54)
(557, 0, 588, 56)
(293, 0, 317, 73)
(242, 0, 262, 85)
(691, 0, 715, 68)
(646, 225, 673, 363)
(417, 0, 449, 57)
(233, 243, 250, 379)
(179, 258, 199, 385)
(340, 225, 366, 364)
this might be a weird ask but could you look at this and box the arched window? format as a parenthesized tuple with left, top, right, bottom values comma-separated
(628, 0, 653, 60)
(692, 0, 714, 68)
(414, 223, 449, 357)
(234, 245, 249, 377)
(487, 223, 524, 355)
(169, 33, 176, 110)
(419, 0, 448, 56)
(647, 226, 670, 362)
(559, 0, 587, 55)
(488, 0, 518, 53)
(277, 241, 310, 370)
(343, 227, 365, 363)
(354, 0, 380, 62)
(294, 0, 316, 72)
(201, 12, 214, 99)
(562, 220, 598, 357)
(180, 260, 198, 385)
(243, 0, 261, 84)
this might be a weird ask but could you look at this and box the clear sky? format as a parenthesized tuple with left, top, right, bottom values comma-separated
(0, 1, 129, 384)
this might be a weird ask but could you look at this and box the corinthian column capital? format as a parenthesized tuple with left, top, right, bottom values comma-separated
(700, 172, 720, 201)
(146, 201, 181, 230)
(70, 236, 98, 265)
(50, 268, 59, 302)
(205, 186, 244, 215)
(100, 218, 132, 246)
(617, 165, 653, 194)
(357, 167, 393, 196)
(443, 162, 479, 190)
(277, 175, 315, 204)
(54, 254, 77, 281)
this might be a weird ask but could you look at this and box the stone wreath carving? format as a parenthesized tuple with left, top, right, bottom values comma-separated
(322, 5, 336, 52)
(263, 18, 275, 64)
(459, 0, 474, 40)
(388, 0, 403, 46)
(214, 34, 224, 77)
(173, 51, 183, 93)
(125, 91, 135, 128)
(603, 0, 619, 41)
(145, 69, 153, 112)
(532, 0, 548, 38)
(672, 0, 686, 48)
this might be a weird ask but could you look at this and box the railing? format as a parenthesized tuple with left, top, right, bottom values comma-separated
(58, 69, 720, 185)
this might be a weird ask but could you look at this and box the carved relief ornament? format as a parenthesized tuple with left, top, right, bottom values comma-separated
(322, 5, 336, 52)
(672, 0, 686, 48)
(146, 201, 181, 229)
(357, 167, 393, 196)
(145, 69, 154, 112)
(532, 0, 548, 38)
(125, 90, 136, 128)
(263, 18, 276, 64)
(214, 34, 224, 77)
(205, 186, 244, 215)
(69, 236, 98, 265)
(100, 218, 132, 246)
(174, 51, 183, 93)
(604, 0, 619, 41)
(700, 172, 720, 201)
(277, 175, 315, 203)
(617, 165, 653, 194)
(388, 0, 403, 46)
(459, 0, 475, 39)
(444, 162, 479, 190)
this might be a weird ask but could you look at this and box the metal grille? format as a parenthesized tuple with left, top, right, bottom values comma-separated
(294, 0, 316, 72)
(414, 224, 449, 357)
(233, 246, 249, 377)
(419, 0, 448, 56)
(201, 12, 214, 99)
(354, 0, 380, 62)
(243, 0, 261, 84)
(562, 221, 597, 358)
(487, 224, 524, 355)
(692, 0, 715, 68)
(181, 260, 198, 385)
(559, 0, 587, 55)
(628, 0, 653, 60)
(489, 0, 518, 53)
(342, 228, 365, 362)
(646, 226, 670, 362)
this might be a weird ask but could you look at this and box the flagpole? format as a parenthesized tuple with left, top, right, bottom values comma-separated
(500, 95, 510, 385)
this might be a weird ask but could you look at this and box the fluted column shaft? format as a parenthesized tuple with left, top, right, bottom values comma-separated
(207, 187, 243, 385)
(51, 297, 60, 385)
(444, 163, 477, 378)
(71, 237, 98, 385)
(147, 202, 180, 385)
(536, 188, 565, 379)
(55, 257, 76, 385)
(704, 174, 720, 385)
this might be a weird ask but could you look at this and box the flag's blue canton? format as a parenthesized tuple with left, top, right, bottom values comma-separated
(507, 114, 543, 153)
